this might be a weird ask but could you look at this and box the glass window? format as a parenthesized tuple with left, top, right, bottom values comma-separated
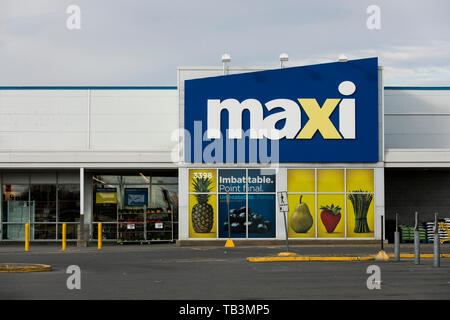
(57, 172, 79, 184)
(2, 173, 28, 184)
(2, 224, 26, 240)
(346, 169, 374, 193)
(317, 169, 344, 193)
(58, 184, 80, 222)
(218, 194, 246, 239)
(151, 185, 177, 212)
(93, 223, 117, 240)
(287, 194, 315, 238)
(152, 176, 177, 184)
(30, 185, 56, 222)
(33, 224, 56, 240)
(57, 223, 78, 240)
(287, 169, 315, 193)
(317, 194, 345, 238)
(247, 194, 275, 238)
(123, 175, 150, 185)
(247, 169, 276, 193)
(94, 186, 118, 222)
(287, 168, 375, 239)
(93, 175, 121, 185)
(123, 185, 149, 207)
(30, 172, 57, 184)
(2, 185, 29, 223)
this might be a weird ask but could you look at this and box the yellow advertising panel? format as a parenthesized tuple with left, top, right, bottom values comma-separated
(317, 194, 345, 238)
(287, 194, 315, 238)
(346, 193, 374, 238)
(287, 169, 315, 193)
(96, 191, 117, 204)
(317, 169, 344, 193)
(346, 169, 374, 193)
(189, 194, 217, 238)
(189, 169, 217, 238)
(189, 169, 217, 193)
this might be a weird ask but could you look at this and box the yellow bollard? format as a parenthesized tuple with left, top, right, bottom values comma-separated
(25, 223, 29, 251)
(62, 223, 67, 251)
(98, 223, 102, 250)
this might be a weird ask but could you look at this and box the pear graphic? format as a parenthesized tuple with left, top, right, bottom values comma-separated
(289, 195, 313, 233)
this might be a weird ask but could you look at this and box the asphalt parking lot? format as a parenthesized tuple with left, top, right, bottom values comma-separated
(0, 243, 449, 300)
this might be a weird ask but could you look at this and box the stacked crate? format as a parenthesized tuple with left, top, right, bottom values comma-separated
(399, 225, 426, 243)
(425, 218, 449, 243)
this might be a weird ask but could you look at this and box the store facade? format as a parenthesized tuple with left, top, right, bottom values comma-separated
(177, 58, 386, 242)
(1, 60, 448, 244)
(0, 88, 179, 242)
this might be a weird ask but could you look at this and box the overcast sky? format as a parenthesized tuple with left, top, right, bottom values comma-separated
(1, 0, 449, 86)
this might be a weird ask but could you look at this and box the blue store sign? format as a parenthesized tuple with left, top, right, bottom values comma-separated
(124, 188, 148, 207)
(184, 57, 379, 163)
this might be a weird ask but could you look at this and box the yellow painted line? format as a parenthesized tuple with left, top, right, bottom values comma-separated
(359, 256, 376, 261)
(247, 256, 375, 262)
(0, 263, 52, 273)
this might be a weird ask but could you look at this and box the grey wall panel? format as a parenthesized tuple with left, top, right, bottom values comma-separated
(385, 90, 450, 114)
(385, 89, 450, 149)
(386, 115, 450, 148)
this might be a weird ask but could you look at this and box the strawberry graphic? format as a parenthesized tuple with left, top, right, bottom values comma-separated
(320, 204, 342, 233)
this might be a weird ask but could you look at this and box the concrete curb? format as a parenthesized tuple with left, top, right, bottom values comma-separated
(177, 239, 382, 246)
(388, 253, 450, 258)
(247, 253, 450, 262)
(247, 256, 375, 262)
(0, 263, 52, 273)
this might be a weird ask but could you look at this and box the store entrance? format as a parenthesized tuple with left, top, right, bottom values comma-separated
(385, 168, 450, 243)
(91, 170, 178, 243)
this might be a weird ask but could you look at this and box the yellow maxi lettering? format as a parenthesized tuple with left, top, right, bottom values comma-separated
(296, 98, 342, 139)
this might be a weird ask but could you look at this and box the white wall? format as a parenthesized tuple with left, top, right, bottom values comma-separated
(90, 90, 177, 151)
(0, 90, 88, 150)
(0, 88, 178, 166)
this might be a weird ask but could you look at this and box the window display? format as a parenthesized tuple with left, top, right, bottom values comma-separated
(218, 194, 246, 238)
(92, 174, 178, 242)
(58, 184, 80, 222)
(189, 168, 276, 239)
(287, 168, 375, 239)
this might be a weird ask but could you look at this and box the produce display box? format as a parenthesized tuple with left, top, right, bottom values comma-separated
(117, 207, 174, 243)
(399, 225, 426, 243)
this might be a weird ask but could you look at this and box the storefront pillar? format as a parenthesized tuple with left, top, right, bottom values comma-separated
(77, 167, 92, 247)
(374, 167, 385, 240)
(178, 167, 189, 240)
(275, 168, 287, 240)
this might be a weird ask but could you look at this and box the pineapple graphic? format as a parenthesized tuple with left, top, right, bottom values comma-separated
(191, 177, 214, 233)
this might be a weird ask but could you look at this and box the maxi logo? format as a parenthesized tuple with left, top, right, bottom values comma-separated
(207, 81, 356, 140)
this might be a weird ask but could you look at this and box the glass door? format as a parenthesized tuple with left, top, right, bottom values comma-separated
(30, 184, 57, 240)
(2, 184, 30, 240)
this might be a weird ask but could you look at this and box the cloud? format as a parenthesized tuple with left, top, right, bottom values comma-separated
(286, 40, 450, 85)
(0, 1, 449, 86)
